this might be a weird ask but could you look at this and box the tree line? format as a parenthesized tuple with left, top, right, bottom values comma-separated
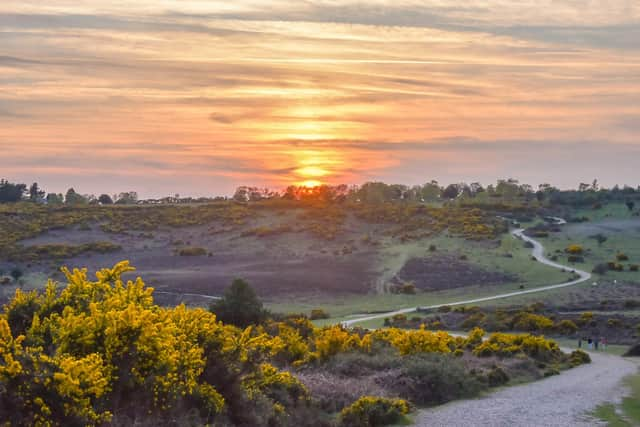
(0, 179, 138, 205)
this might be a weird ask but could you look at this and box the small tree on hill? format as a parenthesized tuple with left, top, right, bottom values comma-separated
(626, 200, 635, 212)
(98, 194, 114, 205)
(10, 268, 23, 282)
(210, 279, 266, 327)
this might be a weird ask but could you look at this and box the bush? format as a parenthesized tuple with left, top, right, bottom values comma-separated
(565, 244, 584, 255)
(310, 309, 330, 320)
(623, 343, 640, 357)
(630, 264, 639, 272)
(210, 278, 267, 327)
(428, 244, 437, 252)
(487, 367, 510, 387)
(555, 320, 578, 335)
(10, 267, 23, 282)
(389, 354, 484, 405)
(568, 350, 591, 367)
(616, 253, 629, 261)
(607, 262, 624, 271)
(339, 396, 410, 427)
(592, 263, 609, 275)
(178, 246, 207, 256)
(567, 255, 584, 263)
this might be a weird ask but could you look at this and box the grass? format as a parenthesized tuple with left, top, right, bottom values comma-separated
(536, 204, 640, 281)
(593, 372, 640, 426)
(268, 231, 574, 322)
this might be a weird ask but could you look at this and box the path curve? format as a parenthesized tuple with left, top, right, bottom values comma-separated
(415, 350, 638, 426)
(344, 227, 591, 327)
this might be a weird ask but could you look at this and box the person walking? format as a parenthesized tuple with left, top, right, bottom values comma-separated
(594, 338, 599, 351)
(578, 337, 582, 348)
(601, 337, 607, 351)
(588, 337, 593, 350)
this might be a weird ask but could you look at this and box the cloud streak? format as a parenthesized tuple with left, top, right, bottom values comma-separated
(0, 1, 639, 196)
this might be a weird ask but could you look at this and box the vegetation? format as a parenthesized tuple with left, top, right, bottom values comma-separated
(0, 262, 587, 426)
(177, 246, 208, 256)
(210, 278, 268, 327)
(339, 396, 410, 427)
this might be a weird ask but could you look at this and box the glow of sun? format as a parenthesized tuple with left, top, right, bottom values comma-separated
(299, 180, 322, 188)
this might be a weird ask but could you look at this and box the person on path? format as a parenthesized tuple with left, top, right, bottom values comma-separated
(588, 338, 593, 350)
(594, 338, 599, 350)
(601, 337, 607, 351)
(578, 338, 582, 348)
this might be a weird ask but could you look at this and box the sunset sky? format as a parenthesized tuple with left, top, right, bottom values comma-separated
(1, 1, 639, 197)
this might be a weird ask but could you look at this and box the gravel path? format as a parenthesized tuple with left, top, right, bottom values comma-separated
(415, 351, 638, 426)
(344, 227, 591, 327)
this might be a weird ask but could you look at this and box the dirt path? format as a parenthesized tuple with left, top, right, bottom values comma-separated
(415, 350, 638, 426)
(344, 227, 591, 327)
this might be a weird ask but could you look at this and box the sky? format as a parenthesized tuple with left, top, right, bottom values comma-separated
(1, 1, 639, 197)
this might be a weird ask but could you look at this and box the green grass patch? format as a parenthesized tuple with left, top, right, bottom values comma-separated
(593, 371, 640, 426)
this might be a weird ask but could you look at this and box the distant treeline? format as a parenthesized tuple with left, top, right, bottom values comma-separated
(1, 178, 639, 208)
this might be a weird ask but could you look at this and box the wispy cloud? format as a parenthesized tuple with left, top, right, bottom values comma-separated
(0, 1, 638, 195)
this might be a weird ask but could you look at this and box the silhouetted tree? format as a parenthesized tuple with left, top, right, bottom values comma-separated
(441, 184, 460, 200)
(0, 179, 26, 203)
(98, 194, 114, 205)
(626, 200, 635, 212)
(65, 188, 87, 205)
(210, 279, 267, 327)
(46, 193, 64, 205)
(10, 268, 23, 282)
(28, 182, 45, 202)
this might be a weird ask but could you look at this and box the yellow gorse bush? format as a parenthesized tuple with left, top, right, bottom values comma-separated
(0, 261, 306, 425)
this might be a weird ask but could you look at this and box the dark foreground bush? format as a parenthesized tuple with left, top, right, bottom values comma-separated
(624, 343, 640, 357)
(388, 353, 484, 405)
(339, 396, 410, 427)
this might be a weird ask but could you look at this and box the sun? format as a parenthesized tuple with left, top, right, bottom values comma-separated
(298, 180, 322, 188)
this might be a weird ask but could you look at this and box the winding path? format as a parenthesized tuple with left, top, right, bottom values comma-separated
(344, 227, 591, 327)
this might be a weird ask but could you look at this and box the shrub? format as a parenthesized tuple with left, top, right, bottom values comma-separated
(569, 350, 591, 367)
(630, 264, 639, 272)
(10, 267, 23, 282)
(592, 263, 609, 275)
(512, 312, 554, 331)
(607, 318, 622, 328)
(565, 244, 584, 255)
(607, 262, 624, 271)
(428, 244, 437, 252)
(178, 246, 207, 256)
(555, 320, 578, 335)
(487, 367, 510, 387)
(310, 309, 330, 320)
(339, 396, 410, 427)
(616, 253, 629, 261)
(210, 278, 267, 327)
(390, 354, 483, 405)
(437, 305, 452, 313)
(567, 255, 584, 263)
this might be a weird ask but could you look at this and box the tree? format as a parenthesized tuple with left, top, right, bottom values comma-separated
(115, 191, 138, 205)
(46, 193, 64, 205)
(210, 279, 266, 327)
(441, 184, 460, 200)
(10, 268, 23, 282)
(626, 200, 635, 212)
(28, 182, 45, 202)
(65, 188, 87, 205)
(98, 194, 114, 205)
(0, 179, 27, 203)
